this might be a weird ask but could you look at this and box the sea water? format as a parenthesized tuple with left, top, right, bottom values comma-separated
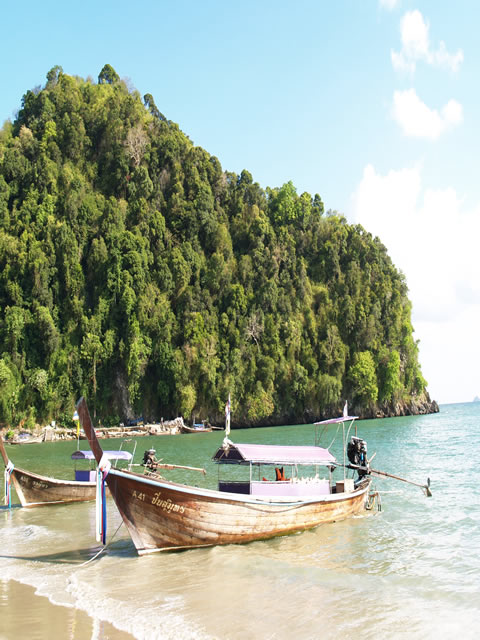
(1, 403, 479, 639)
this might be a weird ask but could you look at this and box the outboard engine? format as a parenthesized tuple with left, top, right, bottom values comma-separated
(142, 449, 157, 470)
(347, 436, 368, 476)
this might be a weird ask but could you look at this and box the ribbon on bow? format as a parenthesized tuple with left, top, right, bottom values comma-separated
(95, 454, 111, 544)
(4, 460, 14, 508)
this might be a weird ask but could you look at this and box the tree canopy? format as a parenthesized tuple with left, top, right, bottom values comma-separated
(0, 65, 432, 428)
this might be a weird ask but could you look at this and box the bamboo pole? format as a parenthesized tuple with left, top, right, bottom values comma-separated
(154, 463, 206, 475)
(345, 462, 432, 496)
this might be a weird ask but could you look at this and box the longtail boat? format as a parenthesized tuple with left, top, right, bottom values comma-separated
(181, 423, 213, 434)
(10, 432, 45, 445)
(1, 435, 133, 508)
(77, 397, 377, 554)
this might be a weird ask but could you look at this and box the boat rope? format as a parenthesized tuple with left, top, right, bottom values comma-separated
(326, 423, 341, 450)
(4, 460, 14, 508)
(77, 520, 124, 568)
(95, 454, 111, 544)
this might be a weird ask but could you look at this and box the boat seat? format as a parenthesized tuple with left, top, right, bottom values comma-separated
(275, 467, 288, 481)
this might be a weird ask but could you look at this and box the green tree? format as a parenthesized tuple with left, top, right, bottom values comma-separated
(179, 384, 196, 419)
(46, 65, 63, 88)
(245, 382, 274, 422)
(98, 64, 119, 84)
(0, 357, 20, 425)
(348, 351, 378, 406)
(269, 181, 298, 225)
(3, 306, 27, 356)
(80, 332, 103, 418)
(380, 349, 403, 402)
(317, 373, 342, 408)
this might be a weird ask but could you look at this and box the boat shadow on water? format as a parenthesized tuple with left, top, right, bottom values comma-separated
(0, 504, 22, 511)
(0, 538, 136, 565)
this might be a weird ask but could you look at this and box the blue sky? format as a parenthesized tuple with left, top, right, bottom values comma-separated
(2, 0, 478, 404)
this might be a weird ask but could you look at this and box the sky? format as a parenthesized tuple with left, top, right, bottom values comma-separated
(1, 0, 479, 405)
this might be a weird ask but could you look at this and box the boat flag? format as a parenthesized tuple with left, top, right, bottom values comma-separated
(73, 410, 80, 439)
(225, 394, 231, 437)
(343, 401, 348, 418)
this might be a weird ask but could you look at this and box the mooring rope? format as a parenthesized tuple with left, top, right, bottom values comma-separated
(78, 520, 124, 568)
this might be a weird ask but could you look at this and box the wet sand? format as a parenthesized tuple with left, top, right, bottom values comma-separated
(0, 579, 135, 640)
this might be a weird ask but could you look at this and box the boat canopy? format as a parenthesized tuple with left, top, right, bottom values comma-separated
(314, 415, 358, 425)
(71, 450, 133, 461)
(213, 443, 336, 466)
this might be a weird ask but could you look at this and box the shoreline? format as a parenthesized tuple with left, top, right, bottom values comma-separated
(1, 578, 135, 640)
(1, 419, 187, 443)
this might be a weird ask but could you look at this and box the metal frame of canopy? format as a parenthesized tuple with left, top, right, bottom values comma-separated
(314, 414, 359, 483)
(213, 442, 338, 488)
(71, 448, 135, 481)
(212, 442, 336, 466)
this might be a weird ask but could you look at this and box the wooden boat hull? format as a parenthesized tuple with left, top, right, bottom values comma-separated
(104, 469, 371, 554)
(9, 467, 97, 507)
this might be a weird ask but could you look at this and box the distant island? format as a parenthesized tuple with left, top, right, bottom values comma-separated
(0, 64, 438, 429)
(474, 397, 480, 403)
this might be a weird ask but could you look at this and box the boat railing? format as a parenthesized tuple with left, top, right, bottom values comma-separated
(250, 478, 331, 497)
(117, 439, 137, 471)
(71, 441, 136, 482)
(218, 476, 333, 497)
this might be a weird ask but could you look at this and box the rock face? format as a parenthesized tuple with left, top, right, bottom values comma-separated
(352, 392, 440, 420)
(233, 391, 440, 427)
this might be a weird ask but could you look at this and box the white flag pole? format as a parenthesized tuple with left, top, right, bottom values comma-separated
(225, 394, 231, 436)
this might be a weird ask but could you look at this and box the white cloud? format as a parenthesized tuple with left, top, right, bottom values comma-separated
(351, 163, 480, 321)
(379, 0, 400, 10)
(415, 306, 480, 404)
(391, 10, 463, 73)
(351, 164, 480, 403)
(392, 89, 463, 139)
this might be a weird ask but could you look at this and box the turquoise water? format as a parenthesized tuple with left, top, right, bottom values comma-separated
(1, 403, 479, 639)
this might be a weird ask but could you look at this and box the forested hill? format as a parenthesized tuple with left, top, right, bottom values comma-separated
(0, 65, 438, 429)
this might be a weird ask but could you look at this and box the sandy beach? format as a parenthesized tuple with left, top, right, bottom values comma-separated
(0, 579, 135, 640)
